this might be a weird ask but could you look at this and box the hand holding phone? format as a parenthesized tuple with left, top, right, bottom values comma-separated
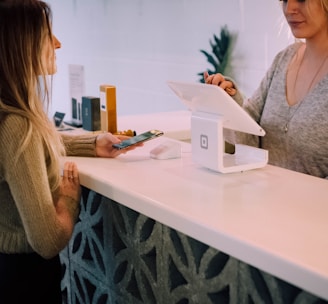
(112, 129, 164, 150)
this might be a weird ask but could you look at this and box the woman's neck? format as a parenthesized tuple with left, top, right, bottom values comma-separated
(304, 32, 328, 58)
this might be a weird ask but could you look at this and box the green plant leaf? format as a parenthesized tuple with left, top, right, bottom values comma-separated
(200, 50, 219, 68)
(198, 25, 236, 83)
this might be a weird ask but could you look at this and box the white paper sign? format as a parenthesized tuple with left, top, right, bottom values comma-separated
(69, 64, 85, 123)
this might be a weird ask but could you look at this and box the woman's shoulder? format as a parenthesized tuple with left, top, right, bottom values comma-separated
(268, 41, 303, 71)
(275, 41, 303, 60)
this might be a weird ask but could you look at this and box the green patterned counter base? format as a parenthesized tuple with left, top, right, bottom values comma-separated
(60, 187, 327, 304)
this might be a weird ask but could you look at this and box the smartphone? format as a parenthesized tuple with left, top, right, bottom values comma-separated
(112, 129, 164, 150)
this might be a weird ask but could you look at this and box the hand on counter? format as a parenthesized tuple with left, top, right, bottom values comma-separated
(95, 132, 142, 158)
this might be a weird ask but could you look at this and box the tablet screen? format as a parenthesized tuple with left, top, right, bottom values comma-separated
(167, 81, 265, 136)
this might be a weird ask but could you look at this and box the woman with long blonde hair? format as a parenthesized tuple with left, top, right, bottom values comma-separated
(0, 1, 137, 302)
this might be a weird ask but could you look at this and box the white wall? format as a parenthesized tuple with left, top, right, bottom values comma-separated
(48, 0, 294, 118)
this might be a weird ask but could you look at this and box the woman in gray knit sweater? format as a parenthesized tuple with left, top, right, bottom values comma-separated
(0, 1, 139, 303)
(205, 0, 328, 179)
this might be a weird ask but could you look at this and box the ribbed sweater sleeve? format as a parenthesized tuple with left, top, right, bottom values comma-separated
(61, 134, 97, 157)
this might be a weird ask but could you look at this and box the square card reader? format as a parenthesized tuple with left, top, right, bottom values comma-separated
(167, 81, 268, 173)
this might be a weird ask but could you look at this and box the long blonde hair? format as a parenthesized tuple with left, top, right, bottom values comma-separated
(0, 0, 65, 192)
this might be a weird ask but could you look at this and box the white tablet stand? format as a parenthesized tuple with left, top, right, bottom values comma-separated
(167, 81, 268, 173)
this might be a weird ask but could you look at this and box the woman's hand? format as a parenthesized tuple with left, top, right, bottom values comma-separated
(203, 71, 237, 96)
(60, 161, 81, 204)
(56, 161, 81, 222)
(95, 132, 143, 158)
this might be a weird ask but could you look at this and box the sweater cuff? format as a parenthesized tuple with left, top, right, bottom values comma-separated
(62, 134, 97, 157)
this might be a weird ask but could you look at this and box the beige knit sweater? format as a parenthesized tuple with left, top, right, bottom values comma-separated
(0, 114, 97, 258)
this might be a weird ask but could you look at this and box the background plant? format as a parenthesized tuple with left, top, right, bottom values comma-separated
(198, 25, 236, 83)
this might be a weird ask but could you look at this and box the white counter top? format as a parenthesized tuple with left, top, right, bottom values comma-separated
(64, 111, 328, 300)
